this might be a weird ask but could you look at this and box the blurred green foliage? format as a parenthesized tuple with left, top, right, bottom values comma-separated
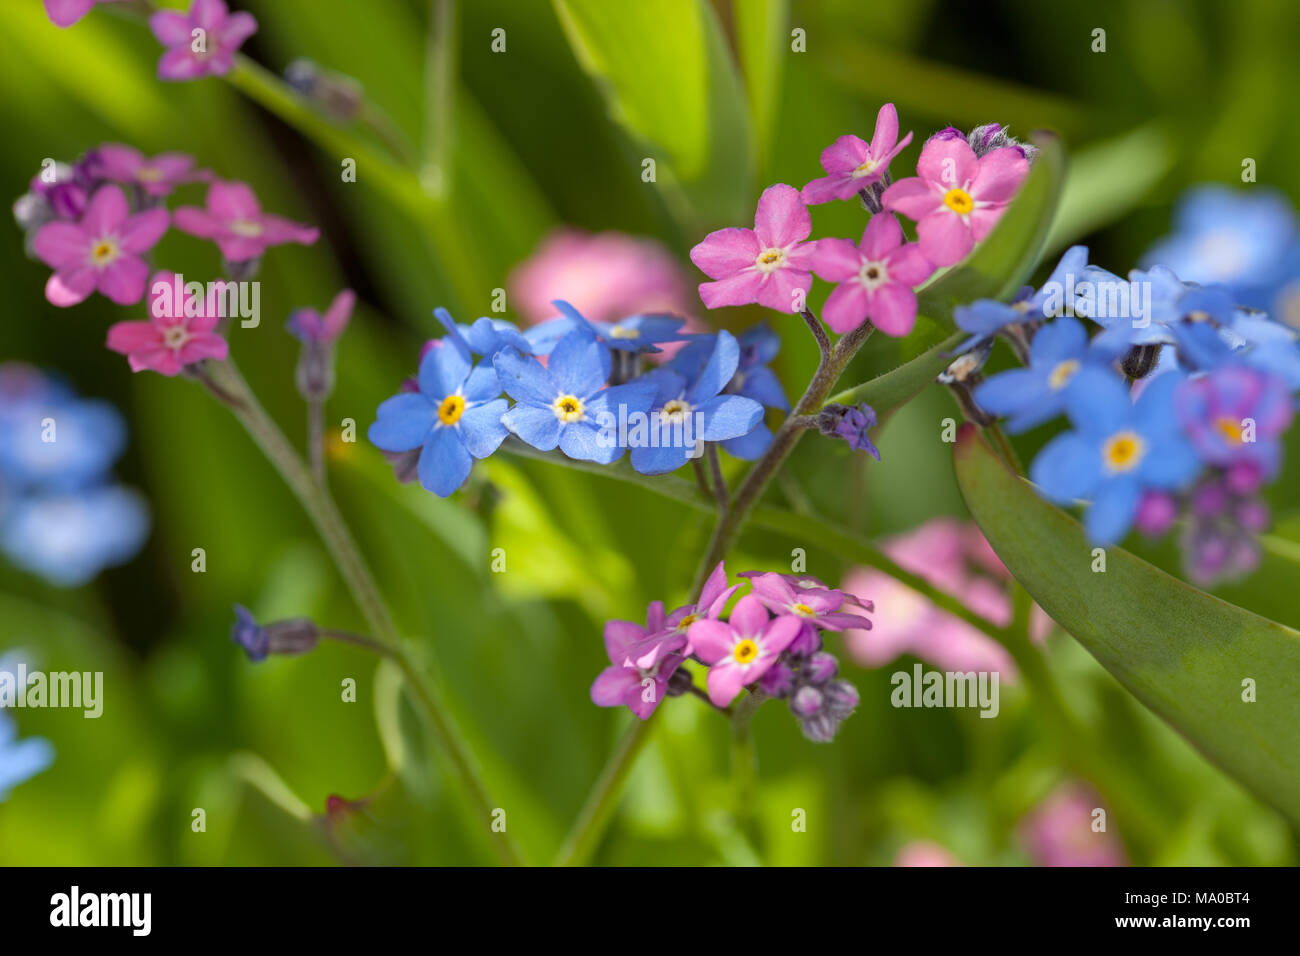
(1, 0, 1298, 866)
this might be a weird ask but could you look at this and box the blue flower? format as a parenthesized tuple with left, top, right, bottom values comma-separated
(0, 485, 149, 587)
(494, 327, 655, 464)
(973, 318, 1121, 433)
(231, 604, 270, 662)
(1030, 367, 1201, 545)
(432, 307, 560, 358)
(954, 246, 1091, 352)
(368, 341, 509, 497)
(0, 712, 54, 802)
(551, 299, 689, 353)
(0, 385, 125, 492)
(629, 330, 764, 475)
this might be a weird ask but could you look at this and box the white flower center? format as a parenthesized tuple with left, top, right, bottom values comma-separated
(754, 248, 786, 274)
(230, 219, 264, 238)
(163, 325, 191, 350)
(858, 260, 889, 291)
(661, 398, 692, 423)
(852, 158, 879, 179)
(88, 237, 120, 268)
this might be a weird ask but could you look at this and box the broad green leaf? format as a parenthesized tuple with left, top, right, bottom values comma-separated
(953, 425, 1300, 826)
(734, 0, 787, 174)
(552, 0, 754, 229)
(829, 132, 1066, 412)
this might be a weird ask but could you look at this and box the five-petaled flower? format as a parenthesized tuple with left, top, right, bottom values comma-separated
(809, 213, 935, 335)
(174, 179, 319, 263)
(106, 270, 229, 376)
(689, 184, 818, 313)
(590, 615, 688, 720)
(802, 103, 913, 205)
(368, 336, 509, 497)
(89, 144, 209, 198)
(33, 185, 169, 307)
(149, 0, 258, 81)
(688, 594, 803, 707)
(883, 134, 1029, 268)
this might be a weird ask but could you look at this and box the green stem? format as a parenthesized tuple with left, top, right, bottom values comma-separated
(730, 690, 765, 847)
(688, 321, 876, 596)
(201, 358, 523, 866)
(554, 714, 658, 866)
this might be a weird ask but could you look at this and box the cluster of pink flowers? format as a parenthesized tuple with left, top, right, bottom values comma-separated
(689, 104, 1032, 337)
(15, 141, 321, 378)
(46, 0, 257, 82)
(591, 562, 871, 741)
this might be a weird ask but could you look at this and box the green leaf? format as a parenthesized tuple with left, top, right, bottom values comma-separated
(733, 0, 787, 174)
(953, 425, 1300, 826)
(828, 132, 1067, 413)
(551, 0, 754, 229)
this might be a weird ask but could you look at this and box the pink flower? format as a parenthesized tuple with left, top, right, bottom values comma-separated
(688, 594, 802, 707)
(802, 104, 913, 205)
(645, 561, 742, 653)
(882, 136, 1029, 268)
(287, 289, 356, 345)
(43, 0, 120, 28)
(690, 184, 818, 313)
(809, 213, 935, 335)
(149, 0, 257, 81)
(509, 229, 692, 324)
(894, 841, 961, 867)
(90, 144, 209, 198)
(590, 614, 688, 720)
(105, 271, 229, 376)
(174, 180, 319, 263)
(1019, 783, 1127, 866)
(32, 185, 169, 307)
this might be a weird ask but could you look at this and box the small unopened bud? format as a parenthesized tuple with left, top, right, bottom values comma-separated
(816, 403, 880, 459)
(804, 651, 838, 684)
(1121, 344, 1161, 380)
(285, 57, 364, 121)
(666, 667, 695, 697)
(823, 679, 860, 718)
(790, 685, 824, 719)
(230, 604, 320, 662)
(967, 123, 1039, 164)
(758, 660, 795, 698)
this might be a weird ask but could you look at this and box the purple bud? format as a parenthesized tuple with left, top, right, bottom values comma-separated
(798, 712, 840, 743)
(823, 680, 860, 718)
(928, 126, 965, 144)
(1191, 481, 1228, 519)
(1226, 461, 1265, 495)
(816, 403, 880, 459)
(758, 660, 795, 698)
(805, 651, 838, 684)
(231, 605, 320, 662)
(1236, 499, 1270, 532)
(790, 685, 824, 719)
(1135, 490, 1178, 537)
(787, 621, 822, 656)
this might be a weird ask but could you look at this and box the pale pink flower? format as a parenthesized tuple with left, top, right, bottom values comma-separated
(149, 0, 258, 81)
(105, 270, 228, 376)
(1020, 783, 1127, 866)
(90, 144, 209, 198)
(688, 595, 802, 707)
(174, 180, 319, 262)
(894, 841, 961, 867)
(44, 0, 121, 28)
(809, 213, 935, 335)
(802, 103, 913, 205)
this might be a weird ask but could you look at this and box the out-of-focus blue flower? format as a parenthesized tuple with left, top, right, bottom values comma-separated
(954, 246, 1091, 352)
(0, 485, 149, 586)
(1030, 368, 1201, 545)
(974, 318, 1122, 433)
(1142, 185, 1298, 310)
(628, 331, 763, 475)
(494, 326, 656, 464)
(369, 337, 509, 497)
(0, 711, 54, 802)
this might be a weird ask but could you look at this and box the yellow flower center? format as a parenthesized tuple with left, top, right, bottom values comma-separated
(230, 219, 264, 237)
(136, 165, 164, 183)
(609, 326, 639, 339)
(676, 613, 698, 632)
(943, 188, 974, 215)
(553, 394, 586, 423)
(732, 639, 759, 665)
(1103, 430, 1145, 473)
(792, 603, 816, 617)
(661, 398, 691, 422)
(90, 239, 119, 266)
(1215, 417, 1244, 444)
(1048, 359, 1080, 390)
(755, 248, 785, 273)
(852, 158, 878, 179)
(438, 394, 466, 425)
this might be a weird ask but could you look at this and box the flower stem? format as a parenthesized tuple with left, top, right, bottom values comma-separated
(308, 397, 327, 486)
(199, 358, 523, 866)
(688, 320, 875, 596)
(730, 690, 765, 848)
(706, 444, 729, 513)
(553, 713, 658, 866)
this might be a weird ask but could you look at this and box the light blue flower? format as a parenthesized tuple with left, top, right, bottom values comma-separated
(0, 485, 149, 587)
(0, 712, 54, 802)
(954, 246, 1091, 352)
(551, 299, 689, 353)
(368, 340, 509, 497)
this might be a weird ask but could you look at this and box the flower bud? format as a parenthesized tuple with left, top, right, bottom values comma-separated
(804, 651, 839, 684)
(822, 680, 860, 718)
(230, 605, 320, 662)
(816, 403, 880, 459)
(790, 685, 824, 719)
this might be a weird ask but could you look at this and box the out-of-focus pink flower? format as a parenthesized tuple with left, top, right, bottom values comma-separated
(883, 135, 1029, 267)
(510, 228, 692, 325)
(90, 144, 209, 198)
(44, 0, 120, 28)
(174, 180, 319, 263)
(32, 185, 169, 307)
(106, 270, 228, 376)
(1019, 783, 1127, 867)
(149, 0, 258, 81)
(842, 518, 1056, 678)
(287, 289, 356, 345)
(894, 841, 961, 867)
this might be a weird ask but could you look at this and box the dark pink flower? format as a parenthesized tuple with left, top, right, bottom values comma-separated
(644, 560, 741, 654)
(90, 144, 209, 198)
(809, 213, 935, 335)
(689, 184, 817, 313)
(688, 594, 803, 707)
(802, 104, 913, 205)
(883, 136, 1029, 267)
(32, 185, 169, 307)
(149, 0, 257, 81)
(287, 289, 356, 345)
(590, 615, 688, 720)
(174, 180, 319, 262)
(106, 270, 228, 376)
(44, 0, 120, 28)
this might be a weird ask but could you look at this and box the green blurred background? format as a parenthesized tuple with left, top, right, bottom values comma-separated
(2, 0, 1298, 865)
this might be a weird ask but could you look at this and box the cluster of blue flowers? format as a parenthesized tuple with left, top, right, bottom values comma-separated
(0, 364, 150, 587)
(368, 303, 791, 497)
(953, 187, 1300, 586)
